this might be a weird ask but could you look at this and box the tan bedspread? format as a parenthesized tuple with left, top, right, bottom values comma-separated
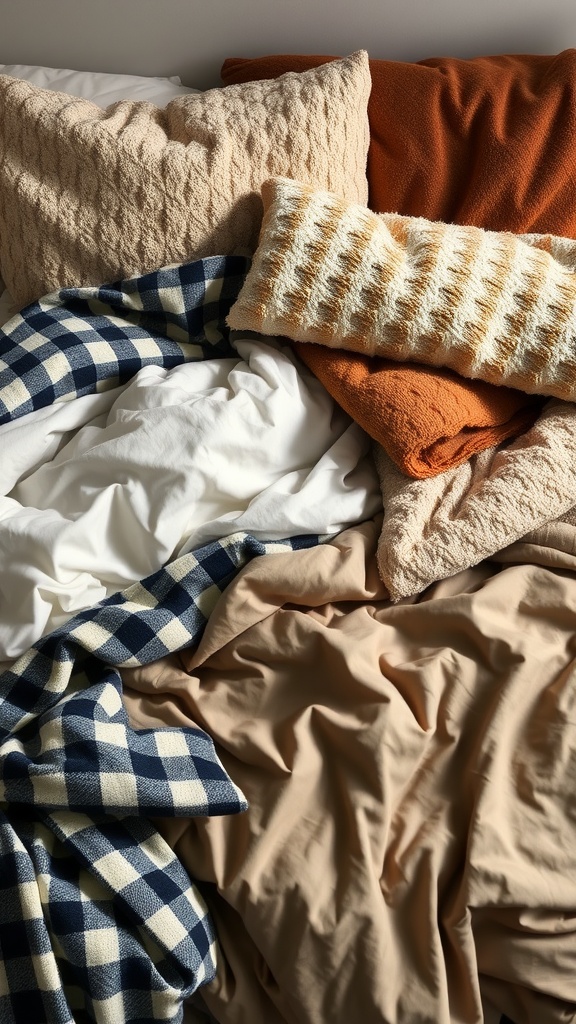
(121, 518, 576, 1024)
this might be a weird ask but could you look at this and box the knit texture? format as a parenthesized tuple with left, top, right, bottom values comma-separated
(0, 54, 370, 308)
(295, 342, 540, 478)
(227, 177, 576, 401)
(221, 51, 576, 237)
(374, 399, 576, 599)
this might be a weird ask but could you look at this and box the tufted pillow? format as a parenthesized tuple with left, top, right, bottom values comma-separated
(0, 52, 370, 308)
(227, 177, 576, 402)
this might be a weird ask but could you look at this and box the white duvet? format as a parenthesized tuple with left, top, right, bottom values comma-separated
(0, 336, 380, 660)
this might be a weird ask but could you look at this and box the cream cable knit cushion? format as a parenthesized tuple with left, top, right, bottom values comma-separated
(227, 177, 576, 400)
(374, 399, 576, 600)
(0, 53, 370, 308)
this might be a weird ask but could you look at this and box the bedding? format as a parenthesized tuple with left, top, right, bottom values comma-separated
(2, 44, 576, 1024)
(0, 63, 197, 105)
(0, 51, 370, 309)
(121, 517, 576, 1024)
(0, 528, 309, 1024)
(0, 256, 378, 661)
(227, 176, 576, 400)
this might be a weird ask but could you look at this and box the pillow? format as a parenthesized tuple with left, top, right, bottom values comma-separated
(227, 177, 576, 402)
(0, 63, 197, 106)
(221, 51, 576, 236)
(294, 342, 541, 478)
(0, 51, 370, 309)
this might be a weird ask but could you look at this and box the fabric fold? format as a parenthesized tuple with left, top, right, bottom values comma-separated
(294, 341, 541, 478)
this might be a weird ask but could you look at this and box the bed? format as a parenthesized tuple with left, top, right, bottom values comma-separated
(0, 42, 576, 1024)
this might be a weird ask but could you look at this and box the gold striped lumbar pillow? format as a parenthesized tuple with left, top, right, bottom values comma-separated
(227, 176, 576, 400)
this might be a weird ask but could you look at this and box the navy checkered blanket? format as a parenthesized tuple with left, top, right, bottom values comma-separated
(0, 530, 318, 1023)
(0, 258, 323, 1022)
(0, 254, 250, 425)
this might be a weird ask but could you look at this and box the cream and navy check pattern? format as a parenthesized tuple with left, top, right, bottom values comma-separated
(0, 527, 319, 1022)
(0, 254, 250, 425)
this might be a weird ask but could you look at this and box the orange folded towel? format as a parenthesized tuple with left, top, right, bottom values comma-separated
(295, 343, 541, 479)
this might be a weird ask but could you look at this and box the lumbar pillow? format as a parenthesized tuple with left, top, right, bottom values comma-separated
(227, 176, 576, 401)
(0, 53, 370, 308)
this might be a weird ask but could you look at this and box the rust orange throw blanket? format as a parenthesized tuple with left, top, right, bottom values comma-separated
(295, 343, 540, 478)
(223, 51, 575, 476)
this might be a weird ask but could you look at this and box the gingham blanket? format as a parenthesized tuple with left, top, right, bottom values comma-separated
(0, 259, 323, 1022)
(0, 529, 318, 1023)
(0, 254, 249, 425)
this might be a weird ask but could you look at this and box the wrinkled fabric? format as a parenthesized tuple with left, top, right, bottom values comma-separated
(122, 519, 576, 1024)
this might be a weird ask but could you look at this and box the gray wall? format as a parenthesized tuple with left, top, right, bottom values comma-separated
(1, 0, 574, 89)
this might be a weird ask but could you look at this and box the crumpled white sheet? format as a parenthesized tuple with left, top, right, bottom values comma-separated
(0, 336, 381, 660)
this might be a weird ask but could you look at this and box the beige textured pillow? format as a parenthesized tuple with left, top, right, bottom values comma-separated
(227, 176, 576, 401)
(0, 53, 370, 308)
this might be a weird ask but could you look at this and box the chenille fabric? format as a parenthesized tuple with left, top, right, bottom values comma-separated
(228, 177, 576, 401)
(374, 399, 576, 599)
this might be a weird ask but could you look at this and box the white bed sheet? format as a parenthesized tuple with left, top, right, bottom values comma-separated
(0, 337, 380, 661)
(0, 62, 197, 105)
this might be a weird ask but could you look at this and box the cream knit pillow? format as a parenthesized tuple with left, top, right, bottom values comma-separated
(227, 177, 576, 400)
(0, 53, 370, 308)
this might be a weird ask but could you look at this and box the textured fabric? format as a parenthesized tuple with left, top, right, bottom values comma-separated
(122, 520, 576, 1024)
(228, 177, 576, 400)
(295, 342, 541, 478)
(221, 51, 576, 487)
(0, 255, 378, 660)
(0, 528, 319, 1023)
(0, 255, 245, 426)
(221, 50, 576, 237)
(374, 399, 576, 599)
(0, 52, 370, 308)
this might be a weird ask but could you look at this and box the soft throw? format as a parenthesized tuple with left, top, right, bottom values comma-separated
(294, 342, 540, 478)
(374, 399, 576, 599)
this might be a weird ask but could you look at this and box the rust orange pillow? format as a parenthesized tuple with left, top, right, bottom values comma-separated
(221, 50, 576, 234)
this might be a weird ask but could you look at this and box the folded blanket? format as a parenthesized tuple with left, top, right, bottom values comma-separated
(228, 177, 576, 400)
(375, 399, 576, 599)
(295, 341, 540, 478)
